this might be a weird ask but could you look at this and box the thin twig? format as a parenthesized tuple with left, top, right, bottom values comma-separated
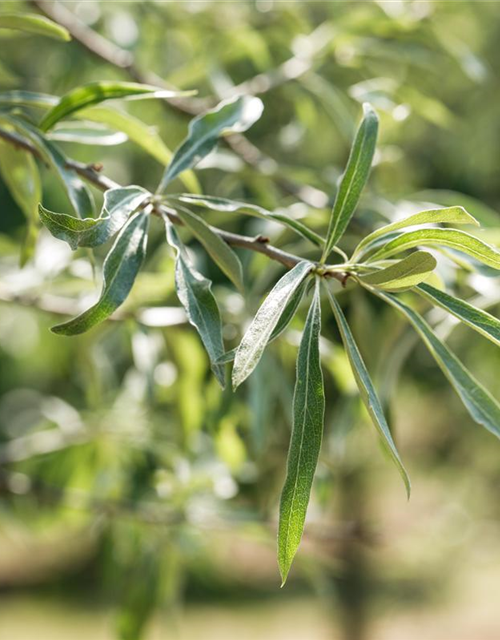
(0, 125, 346, 282)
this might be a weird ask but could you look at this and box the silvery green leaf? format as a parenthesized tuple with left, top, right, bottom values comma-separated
(360, 251, 437, 291)
(0, 90, 58, 109)
(416, 283, 500, 347)
(373, 290, 500, 439)
(369, 228, 500, 270)
(325, 286, 411, 496)
(322, 103, 378, 260)
(157, 95, 263, 193)
(175, 194, 324, 247)
(232, 261, 313, 389)
(39, 186, 150, 250)
(51, 211, 149, 335)
(48, 122, 128, 146)
(278, 278, 324, 585)
(40, 81, 194, 132)
(353, 206, 478, 259)
(215, 278, 308, 365)
(165, 220, 225, 387)
(174, 206, 244, 291)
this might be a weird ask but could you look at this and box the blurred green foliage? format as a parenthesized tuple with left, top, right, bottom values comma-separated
(0, 2, 499, 639)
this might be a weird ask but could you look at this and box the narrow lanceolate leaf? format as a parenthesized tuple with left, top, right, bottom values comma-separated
(278, 279, 324, 585)
(3, 115, 94, 218)
(360, 251, 437, 291)
(232, 261, 313, 389)
(0, 90, 58, 109)
(165, 221, 225, 387)
(174, 207, 244, 291)
(369, 228, 500, 270)
(51, 211, 149, 335)
(416, 282, 500, 347)
(48, 122, 128, 146)
(39, 186, 149, 250)
(0, 13, 70, 41)
(79, 107, 201, 194)
(215, 278, 308, 365)
(157, 95, 264, 193)
(372, 290, 500, 439)
(353, 206, 478, 260)
(325, 286, 410, 495)
(40, 82, 194, 132)
(176, 194, 324, 247)
(322, 103, 379, 261)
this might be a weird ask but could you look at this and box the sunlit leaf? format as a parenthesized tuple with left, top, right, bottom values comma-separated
(360, 251, 437, 291)
(0, 90, 58, 108)
(372, 290, 500, 439)
(48, 122, 128, 146)
(353, 206, 478, 259)
(369, 228, 500, 270)
(0, 13, 70, 41)
(416, 282, 500, 347)
(278, 278, 324, 585)
(232, 261, 313, 389)
(40, 82, 194, 132)
(157, 94, 264, 193)
(0, 138, 41, 265)
(165, 220, 226, 387)
(322, 103, 378, 260)
(325, 285, 410, 495)
(51, 211, 149, 335)
(174, 206, 244, 291)
(39, 186, 149, 250)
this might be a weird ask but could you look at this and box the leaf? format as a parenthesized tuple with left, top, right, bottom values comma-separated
(278, 278, 325, 585)
(232, 261, 313, 389)
(51, 211, 149, 335)
(39, 186, 149, 250)
(0, 90, 58, 109)
(0, 13, 70, 41)
(165, 220, 226, 387)
(353, 206, 479, 259)
(175, 194, 324, 247)
(157, 95, 264, 193)
(322, 103, 379, 261)
(215, 278, 308, 365)
(174, 206, 243, 291)
(48, 122, 128, 146)
(359, 251, 437, 291)
(3, 115, 94, 218)
(416, 282, 500, 347)
(372, 290, 500, 439)
(369, 228, 500, 270)
(0, 138, 41, 264)
(325, 286, 410, 495)
(39, 82, 194, 132)
(78, 107, 201, 194)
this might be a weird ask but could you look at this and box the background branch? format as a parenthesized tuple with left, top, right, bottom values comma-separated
(29, 0, 330, 208)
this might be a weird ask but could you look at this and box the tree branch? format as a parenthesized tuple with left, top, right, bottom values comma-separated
(0, 125, 345, 282)
(29, 0, 330, 208)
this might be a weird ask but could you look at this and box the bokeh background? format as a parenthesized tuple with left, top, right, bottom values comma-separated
(0, 1, 499, 639)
